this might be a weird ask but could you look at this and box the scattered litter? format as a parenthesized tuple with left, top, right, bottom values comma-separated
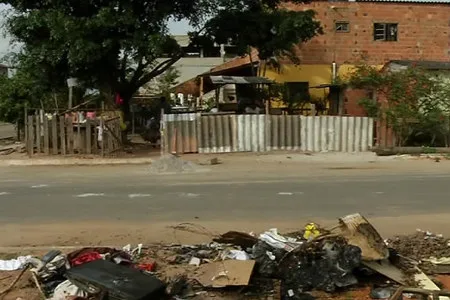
(194, 260, 255, 288)
(0, 256, 31, 271)
(363, 260, 407, 285)
(221, 249, 250, 261)
(370, 287, 395, 299)
(213, 231, 258, 249)
(66, 259, 165, 299)
(3, 214, 450, 300)
(259, 228, 303, 252)
(189, 257, 201, 266)
(50, 280, 88, 300)
(338, 213, 389, 261)
(303, 223, 321, 241)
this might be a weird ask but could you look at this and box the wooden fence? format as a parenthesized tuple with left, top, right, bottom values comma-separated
(25, 114, 123, 156)
(163, 114, 375, 154)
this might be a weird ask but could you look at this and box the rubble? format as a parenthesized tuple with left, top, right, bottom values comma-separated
(1, 214, 450, 300)
(387, 230, 450, 262)
(149, 154, 205, 174)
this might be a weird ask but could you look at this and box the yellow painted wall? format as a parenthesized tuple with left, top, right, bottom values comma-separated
(264, 63, 382, 110)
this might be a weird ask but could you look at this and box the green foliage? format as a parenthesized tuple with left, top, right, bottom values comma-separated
(2, 0, 322, 125)
(198, 2, 322, 63)
(358, 98, 380, 118)
(347, 64, 450, 147)
(156, 67, 180, 101)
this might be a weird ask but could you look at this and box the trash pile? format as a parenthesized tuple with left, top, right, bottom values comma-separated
(2, 213, 450, 300)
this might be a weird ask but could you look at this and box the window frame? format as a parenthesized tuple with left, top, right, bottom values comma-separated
(335, 21, 350, 33)
(373, 23, 398, 42)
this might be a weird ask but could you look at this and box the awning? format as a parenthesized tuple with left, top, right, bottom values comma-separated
(210, 76, 274, 85)
(309, 84, 341, 89)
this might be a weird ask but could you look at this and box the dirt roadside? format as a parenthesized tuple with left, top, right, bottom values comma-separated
(1, 214, 450, 250)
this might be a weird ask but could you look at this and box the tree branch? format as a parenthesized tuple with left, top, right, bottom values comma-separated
(131, 27, 206, 91)
(136, 55, 181, 88)
(129, 54, 149, 86)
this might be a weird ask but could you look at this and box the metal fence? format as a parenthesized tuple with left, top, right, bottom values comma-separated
(162, 114, 374, 154)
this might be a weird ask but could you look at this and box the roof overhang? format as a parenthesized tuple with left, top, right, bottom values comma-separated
(209, 75, 275, 85)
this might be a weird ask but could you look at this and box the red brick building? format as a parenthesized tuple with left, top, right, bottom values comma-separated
(285, 0, 450, 65)
(285, 0, 450, 116)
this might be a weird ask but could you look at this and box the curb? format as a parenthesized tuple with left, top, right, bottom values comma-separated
(0, 158, 154, 167)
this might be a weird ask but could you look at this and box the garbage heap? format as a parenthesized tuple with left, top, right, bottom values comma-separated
(2, 213, 450, 300)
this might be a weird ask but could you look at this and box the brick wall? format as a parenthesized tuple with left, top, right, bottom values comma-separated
(285, 1, 450, 65)
(286, 1, 450, 118)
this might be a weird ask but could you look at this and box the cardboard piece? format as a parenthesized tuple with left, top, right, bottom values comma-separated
(363, 260, 407, 285)
(339, 213, 389, 261)
(414, 268, 440, 290)
(194, 260, 255, 288)
(413, 269, 450, 300)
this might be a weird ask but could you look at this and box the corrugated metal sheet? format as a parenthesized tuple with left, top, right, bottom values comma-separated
(237, 115, 266, 152)
(163, 114, 374, 154)
(163, 113, 200, 154)
(268, 115, 302, 151)
(210, 76, 274, 85)
(198, 115, 235, 153)
(300, 116, 374, 152)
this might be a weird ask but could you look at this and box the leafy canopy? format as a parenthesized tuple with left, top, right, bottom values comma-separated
(0, 0, 322, 121)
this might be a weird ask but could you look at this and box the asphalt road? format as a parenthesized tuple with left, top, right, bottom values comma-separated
(0, 164, 448, 224)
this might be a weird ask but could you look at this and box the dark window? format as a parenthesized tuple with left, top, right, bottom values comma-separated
(373, 23, 398, 41)
(285, 82, 310, 103)
(335, 22, 350, 33)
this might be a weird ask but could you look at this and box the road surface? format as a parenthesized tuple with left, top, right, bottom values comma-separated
(0, 159, 449, 247)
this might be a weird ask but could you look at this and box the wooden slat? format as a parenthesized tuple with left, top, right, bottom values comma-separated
(67, 117, 74, 154)
(107, 130, 113, 154)
(43, 116, 50, 155)
(52, 117, 58, 155)
(77, 118, 82, 154)
(101, 120, 104, 157)
(27, 115, 34, 156)
(86, 119, 92, 154)
(59, 116, 66, 155)
(24, 110, 28, 152)
(36, 113, 41, 154)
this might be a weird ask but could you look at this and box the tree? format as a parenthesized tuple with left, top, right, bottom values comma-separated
(347, 64, 450, 147)
(155, 67, 181, 101)
(198, 1, 323, 74)
(1, 0, 322, 122)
